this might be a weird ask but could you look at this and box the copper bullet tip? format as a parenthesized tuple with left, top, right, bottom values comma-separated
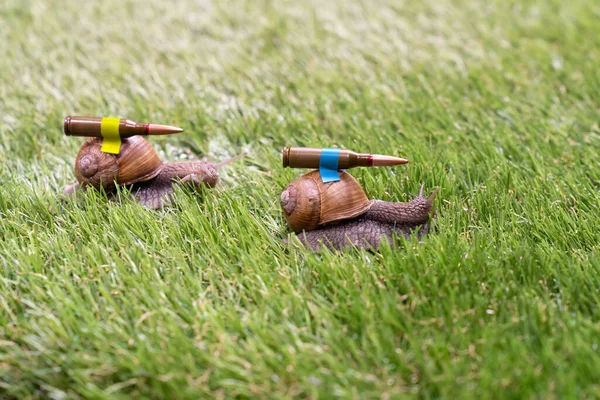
(147, 124, 184, 135)
(370, 154, 409, 167)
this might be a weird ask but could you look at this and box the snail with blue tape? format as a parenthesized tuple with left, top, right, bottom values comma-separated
(319, 148, 342, 183)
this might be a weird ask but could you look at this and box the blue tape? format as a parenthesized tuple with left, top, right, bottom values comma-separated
(319, 148, 341, 183)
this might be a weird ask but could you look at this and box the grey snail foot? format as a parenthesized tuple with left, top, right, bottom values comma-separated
(126, 163, 219, 208)
(61, 168, 218, 209)
(128, 167, 219, 208)
(62, 180, 188, 209)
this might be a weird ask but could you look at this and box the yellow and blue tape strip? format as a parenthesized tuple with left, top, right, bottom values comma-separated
(319, 148, 341, 183)
(100, 117, 121, 154)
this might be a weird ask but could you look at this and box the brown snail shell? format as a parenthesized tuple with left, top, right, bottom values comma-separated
(74, 136, 163, 191)
(280, 170, 373, 233)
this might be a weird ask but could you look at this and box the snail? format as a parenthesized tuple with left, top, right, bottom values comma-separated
(63, 136, 245, 208)
(280, 170, 438, 251)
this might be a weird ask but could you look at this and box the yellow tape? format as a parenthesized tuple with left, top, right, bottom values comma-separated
(100, 117, 121, 154)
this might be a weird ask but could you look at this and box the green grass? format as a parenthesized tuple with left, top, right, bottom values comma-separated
(1, 0, 600, 398)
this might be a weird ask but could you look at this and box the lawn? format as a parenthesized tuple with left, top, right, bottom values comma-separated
(1, 0, 600, 398)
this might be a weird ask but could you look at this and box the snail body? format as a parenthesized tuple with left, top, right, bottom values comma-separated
(64, 136, 244, 208)
(281, 170, 438, 251)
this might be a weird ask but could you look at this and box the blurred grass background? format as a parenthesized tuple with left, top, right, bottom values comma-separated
(1, 0, 600, 398)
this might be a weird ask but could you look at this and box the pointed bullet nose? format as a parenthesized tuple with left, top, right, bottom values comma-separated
(370, 154, 409, 167)
(147, 124, 184, 135)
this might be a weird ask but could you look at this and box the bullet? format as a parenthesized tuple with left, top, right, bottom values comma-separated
(63, 116, 183, 138)
(282, 147, 409, 169)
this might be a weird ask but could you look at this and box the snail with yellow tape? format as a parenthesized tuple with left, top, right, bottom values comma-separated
(63, 116, 245, 208)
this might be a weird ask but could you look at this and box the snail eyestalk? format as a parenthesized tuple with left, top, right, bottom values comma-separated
(214, 152, 247, 169)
